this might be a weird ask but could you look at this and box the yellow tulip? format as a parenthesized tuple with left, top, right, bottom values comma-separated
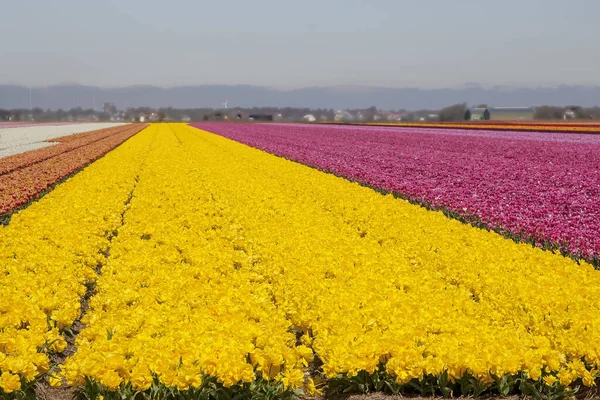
(0, 371, 21, 393)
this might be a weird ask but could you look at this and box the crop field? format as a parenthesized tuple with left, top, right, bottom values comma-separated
(1, 123, 600, 400)
(0, 123, 128, 158)
(0, 123, 146, 218)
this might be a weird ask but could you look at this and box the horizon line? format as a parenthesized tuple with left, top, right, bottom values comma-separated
(2, 82, 600, 91)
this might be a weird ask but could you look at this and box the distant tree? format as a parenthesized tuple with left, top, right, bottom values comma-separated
(56, 109, 68, 121)
(362, 106, 378, 121)
(581, 107, 600, 119)
(476, 104, 488, 108)
(103, 102, 117, 114)
(403, 113, 416, 122)
(11, 110, 24, 121)
(438, 103, 467, 122)
(564, 106, 592, 119)
(534, 106, 565, 120)
(68, 107, 84, 118)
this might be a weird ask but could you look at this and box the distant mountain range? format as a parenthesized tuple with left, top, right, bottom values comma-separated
(1, 84, 599, 110)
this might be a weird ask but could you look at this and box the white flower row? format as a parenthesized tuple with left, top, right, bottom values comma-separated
(0, 123, 129, 159)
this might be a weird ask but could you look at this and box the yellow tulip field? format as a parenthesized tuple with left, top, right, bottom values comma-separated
(1, 123, 600, 399)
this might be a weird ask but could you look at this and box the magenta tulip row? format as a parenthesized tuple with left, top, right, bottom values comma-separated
(191, 122, 600, 261)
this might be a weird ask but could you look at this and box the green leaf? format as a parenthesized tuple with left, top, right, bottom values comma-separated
(440, 386, 453, 399)
(519, 380, 542, 400)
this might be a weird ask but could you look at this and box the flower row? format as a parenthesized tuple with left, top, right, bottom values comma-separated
(0, 123, 129, 159)
(0, 126, 157, 396)
(192, 122, 600, 261)
(0, 125, 147, 216)
(350, 121, 600, 133)
(46, 125, 130, 144)
(0, 124, 137, 175)
(59, 123, 306, 396)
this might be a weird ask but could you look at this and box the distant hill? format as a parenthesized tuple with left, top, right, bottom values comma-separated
(1, 83, 599, 110)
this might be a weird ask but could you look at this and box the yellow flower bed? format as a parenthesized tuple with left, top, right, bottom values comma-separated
(0, 125, 156, 394)
(182, 125, 600, 388)
(4, 122, 600, 397)
(59, 124, 600, 397)
(61, 125, 306, 394)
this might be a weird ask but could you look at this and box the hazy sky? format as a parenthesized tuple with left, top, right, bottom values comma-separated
(1, 0, 598, 89)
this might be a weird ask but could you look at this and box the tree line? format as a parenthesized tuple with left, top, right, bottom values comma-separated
(437, 104, 600, 121)
(3, 104, 600, 123)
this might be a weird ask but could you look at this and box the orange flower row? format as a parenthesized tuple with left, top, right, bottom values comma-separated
(0, 124, 147, 216)
(46, 125, 128, 143)
(0, 125, 139, 176)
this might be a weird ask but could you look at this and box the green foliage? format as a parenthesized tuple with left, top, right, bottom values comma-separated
(439, 103, 467, 122)
(326, 366, 581, 400)
(76, 375, 293, 400)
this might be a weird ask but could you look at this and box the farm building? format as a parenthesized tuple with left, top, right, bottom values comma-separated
(465, 107, 535, 121)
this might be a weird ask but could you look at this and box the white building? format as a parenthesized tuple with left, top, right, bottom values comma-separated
(302, 114, 316, 122)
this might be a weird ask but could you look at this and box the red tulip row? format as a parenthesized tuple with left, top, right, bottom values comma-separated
(0, 125, 138, 176)
(0, 124, 147, 216)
